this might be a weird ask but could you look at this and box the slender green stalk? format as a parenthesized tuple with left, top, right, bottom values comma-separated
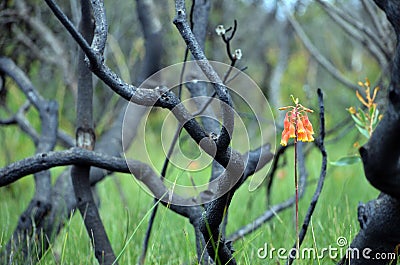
(294, 106, 299, 256)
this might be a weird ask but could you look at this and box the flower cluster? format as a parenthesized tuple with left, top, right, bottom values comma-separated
(279, 96, 315, 146)
(347, 78, 381, 138)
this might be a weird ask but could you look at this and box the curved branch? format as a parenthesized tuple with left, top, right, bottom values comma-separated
(0, 57, 46, 110)
(316, 0, 390, 63)
(173, 0, 234, 152)
(282, 5, 360, 92)
(90, 0, 108, 55)
(0, 147, 184, 205)
(362, 0, 388, 46)
(44, 0, 239, 173)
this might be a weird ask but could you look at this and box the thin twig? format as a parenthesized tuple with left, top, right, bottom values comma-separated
(174, 0, 235, 152)
(315, 0, 389, 67)
(139, 1, 197, 262)
(139, 126, 182, 265)
(228, 143, 306, 243)
(361, 0, 387, 44)
(266, 144, 292, 206)
(281, 3, 360, 92)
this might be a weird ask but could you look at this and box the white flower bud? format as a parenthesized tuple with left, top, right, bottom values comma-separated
(233, 49, 242, 60)
(215, 25, 226, 36)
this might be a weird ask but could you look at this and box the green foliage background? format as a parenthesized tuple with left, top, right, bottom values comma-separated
(0, 0, 388, 264)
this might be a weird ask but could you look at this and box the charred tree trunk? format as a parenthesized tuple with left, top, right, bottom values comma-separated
(70, 1, 117, 264)
(339, 1, 400, 264)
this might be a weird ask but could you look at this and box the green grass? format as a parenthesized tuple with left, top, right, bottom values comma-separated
(0, 86, 380, 264)
(0, 126, 379, 265)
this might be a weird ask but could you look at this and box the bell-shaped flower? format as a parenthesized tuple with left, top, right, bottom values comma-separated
(279, 98, 315, 146)
(301, 115, 314, 135)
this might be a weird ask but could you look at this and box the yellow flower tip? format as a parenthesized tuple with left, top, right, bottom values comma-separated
(366, 86, 371, 97)
(357, 81, 364, 87)
(347, 106, 357, 114)
(297, 131, 306, 141)
(280, 130, 290, 146)
(297, 128, 315, 143)
(371, 86, 380, 101)
(279, 106, 291, 111)
(365, 77, 370, 87)
(356, 90, 369, 107)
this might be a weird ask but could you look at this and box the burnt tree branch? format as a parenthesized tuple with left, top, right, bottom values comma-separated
(70, 1, 117, 264)
(44, 0, 241, 176)
(173, 0, 234, 152)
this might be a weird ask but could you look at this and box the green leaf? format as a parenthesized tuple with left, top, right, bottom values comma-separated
(372, 108, 380, 128)
(358, 108, 367, 123)
(330, 156, 362, 166)
(355, 124, 370, 138)
(351, 114, 364, 127)
(369, 104, 376, 119)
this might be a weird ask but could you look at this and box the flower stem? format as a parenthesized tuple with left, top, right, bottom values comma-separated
(294, 105, 299, 257)
(294, 139, 299, 255)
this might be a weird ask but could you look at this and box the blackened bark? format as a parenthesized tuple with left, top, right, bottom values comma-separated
(2, 1, 278, 264)
(71, 166, 117, 264)
(360, 0, 400, 199)
(70, 1, 117, 264)
(45, 0, 243, 175)
(339, 1, 400, 264)
(338, 194, 399, 265)
(173, 0, 234, 153)
(183, 1, 217, 262)
(1, 0, 164, 260)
